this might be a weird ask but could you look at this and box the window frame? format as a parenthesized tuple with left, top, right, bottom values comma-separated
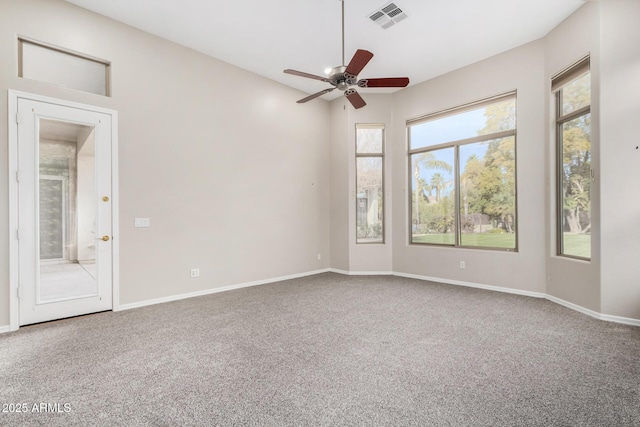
(355, 124, 385, 244)
(553, 56, 591, 261)
(18, 37, 112, 97)
(406, 92, 518, 251)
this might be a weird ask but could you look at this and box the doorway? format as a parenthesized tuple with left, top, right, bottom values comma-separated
(9, 91, 119, 329)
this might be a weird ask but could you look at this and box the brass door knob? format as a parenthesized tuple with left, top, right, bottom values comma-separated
(102, 196, 110, 202)
(97, 235, 110, 241)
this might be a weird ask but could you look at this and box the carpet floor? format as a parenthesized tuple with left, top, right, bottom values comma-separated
(1, 273, 639, 426)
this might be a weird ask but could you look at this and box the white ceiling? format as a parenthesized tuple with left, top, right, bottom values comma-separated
(63, 0, 586, 101)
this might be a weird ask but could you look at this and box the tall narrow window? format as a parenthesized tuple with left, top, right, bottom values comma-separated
(553, 56, 591, 260)
(356, 124, 384, 243)
(408, 93, 517, 250)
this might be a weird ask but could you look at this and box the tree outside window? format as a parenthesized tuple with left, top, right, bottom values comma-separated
(555, 67, 591, 260)
(408, 94, 517, 250)
(356, 125, 384, 244)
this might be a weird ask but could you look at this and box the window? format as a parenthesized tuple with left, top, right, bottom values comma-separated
(18, 38, 111, 96)
(408, 93, 517, 250)
(356, 125, 384, 243)
(553, 56, 591, 260)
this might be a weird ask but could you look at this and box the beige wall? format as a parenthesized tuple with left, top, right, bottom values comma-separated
(0, 0, 331, 326)
(347, 95, 394, 273)
(386, 0, 636, 321)
(2, 0, 639, 329)
(335, 1, 639, 322)
(389, 40, 548, 294)
(329, 99, 350, 271)
(544, 1, 601, 312)
(599, 0, 640, 319)
(544, 0, 640, 321)
(329, 94, 394, 273)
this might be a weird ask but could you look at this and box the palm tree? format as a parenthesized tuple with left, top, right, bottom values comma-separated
(430, 173, 445, 202)
(412, 153, 452, 230)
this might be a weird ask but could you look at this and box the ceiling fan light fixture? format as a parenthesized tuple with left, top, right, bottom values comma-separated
(283, 0, 409, 109)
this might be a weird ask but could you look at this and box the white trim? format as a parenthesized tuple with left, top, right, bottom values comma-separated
(545, 294, 601, 319)
(8, 91, 19, 332)
(329, 268, 393, 276)
(600, 313, 640, 327)
(2, 267, 639, 334)
(116, 269, 331, 311)
(547, 294, 640, 327)
(393, 271, 547, 299)
(110, 112, 120, 311)
(390, 272, 640, 325)
(395, 272, 639, 326)
(7, 90, 119, 331)
(9, 90, 118, 115)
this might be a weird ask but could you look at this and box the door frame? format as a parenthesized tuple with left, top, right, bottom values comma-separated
(8, 90, 119, 331)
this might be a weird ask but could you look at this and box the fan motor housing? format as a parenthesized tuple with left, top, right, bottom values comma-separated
(327, 66, 356, 91)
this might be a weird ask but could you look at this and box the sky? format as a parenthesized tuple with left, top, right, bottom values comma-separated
(410, 108, 489, 195)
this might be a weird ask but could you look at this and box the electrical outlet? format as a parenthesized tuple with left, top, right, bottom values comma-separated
(190, 268, 200, 278)
(317, 253, 322, 260)
(459, 261, 466, 269)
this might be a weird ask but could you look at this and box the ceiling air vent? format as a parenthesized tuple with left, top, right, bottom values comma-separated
(368, 2, 408, 29)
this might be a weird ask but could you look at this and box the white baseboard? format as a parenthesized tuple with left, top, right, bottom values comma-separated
(395, 272, 640, 326)
(4, 267, 637, 333)
(393, 271, 547, 299)
(116, 268, 331, 311)
(600, 313, 640, 327)
(545, 294, 602, 320)
(546, 294, 640, 327)
(332, 268, 559, 316)
(329, 268, 640, 326)
(329, 268, 393, 276)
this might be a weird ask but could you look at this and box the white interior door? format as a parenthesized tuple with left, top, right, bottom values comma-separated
(17, 98, 113, 326)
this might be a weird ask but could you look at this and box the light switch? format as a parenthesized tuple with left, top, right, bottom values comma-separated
(134, 218, 150, 228)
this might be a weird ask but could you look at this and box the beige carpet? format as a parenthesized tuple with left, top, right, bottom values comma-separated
(1, 273, 639, 426)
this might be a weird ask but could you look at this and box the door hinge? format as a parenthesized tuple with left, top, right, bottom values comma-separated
(15, 170, 20, 182)
(16, 229, 20, 240)
(16, 113, 21, 125)
(16, 286, 21, 299)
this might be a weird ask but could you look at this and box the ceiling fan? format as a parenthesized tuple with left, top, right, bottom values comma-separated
(283, 0, 410, 109)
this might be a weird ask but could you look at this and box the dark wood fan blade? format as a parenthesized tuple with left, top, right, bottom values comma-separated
(297, 87, 336, 103)
(357, 77, 410, 88)
(284, 69, 329, 82)
(344, 49, 374, 77)
(345, 88, 366, 109)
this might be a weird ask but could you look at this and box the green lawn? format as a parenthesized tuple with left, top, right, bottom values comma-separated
(412, 233, 456, 245)
(562, 233, 591, 259)
(412, 232, 591, 257)
(412, 233, 515, 248)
